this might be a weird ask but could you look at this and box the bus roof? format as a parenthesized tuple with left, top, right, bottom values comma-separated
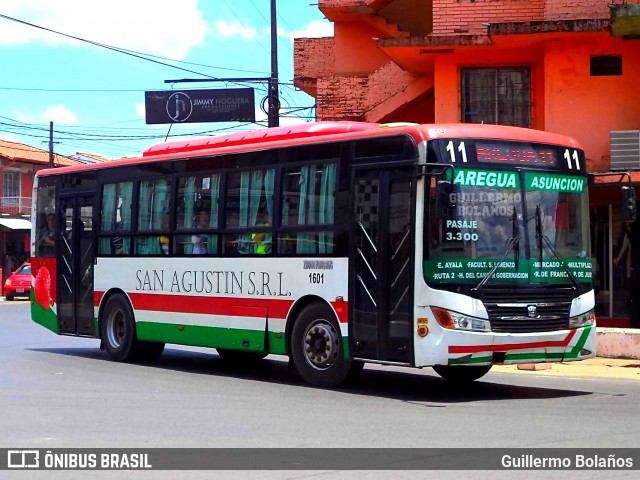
(142, 121, 381, 157)
(35, 121, 583, 177)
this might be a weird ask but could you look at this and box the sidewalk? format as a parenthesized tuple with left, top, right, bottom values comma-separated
(490, 328, 640, 381)
(492, 357, 640, 381)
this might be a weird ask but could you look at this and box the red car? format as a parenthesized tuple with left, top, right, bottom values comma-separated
(3, 263, 31, 301)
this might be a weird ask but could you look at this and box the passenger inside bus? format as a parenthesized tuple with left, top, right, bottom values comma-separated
(251, 211, 272, 254)
(191, 208, 209, 254)
(38, 213, 56, 257)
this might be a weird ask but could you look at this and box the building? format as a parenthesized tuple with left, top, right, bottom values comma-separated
(294, 0, 640, 325)
(0, 139, 80, 284)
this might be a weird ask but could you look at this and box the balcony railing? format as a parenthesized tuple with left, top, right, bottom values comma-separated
(0, 197, 32, 215)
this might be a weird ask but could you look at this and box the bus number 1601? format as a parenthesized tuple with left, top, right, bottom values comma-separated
(309, 273, 324, 284)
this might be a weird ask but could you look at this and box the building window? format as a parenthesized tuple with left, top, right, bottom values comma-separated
(461, 67, 531, 128)
(2, 171, 20, 205)
(590, 55, 622, 76)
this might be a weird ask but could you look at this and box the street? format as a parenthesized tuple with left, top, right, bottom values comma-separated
(1, 300, 640, 478)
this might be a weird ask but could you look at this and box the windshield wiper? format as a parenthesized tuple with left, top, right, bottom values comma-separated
(472, 210, 520, 292)
(534, 204, 580, 291)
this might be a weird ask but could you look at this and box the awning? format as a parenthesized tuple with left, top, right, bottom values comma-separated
(0, 218, 32, 230)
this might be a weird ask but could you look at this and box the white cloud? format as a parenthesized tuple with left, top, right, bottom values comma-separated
(213, 19, 257, 41)
(0, 132, 18, 142)
(45, 104, 78, 125)
(287, 20, 333, 40)
(135, 103, 146, 118)
(13, 104, 78, 125)
(0, 0, 208, 59)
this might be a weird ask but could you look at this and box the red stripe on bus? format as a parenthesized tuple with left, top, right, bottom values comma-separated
(448, 329, 577, 354)
(94, 291, 104, 307)
(94, 291, 349, 323)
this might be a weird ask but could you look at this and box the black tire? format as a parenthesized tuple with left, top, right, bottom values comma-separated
(291, 303, 356, 387)
(100, 293, 140, 362)
(6, 295, 14, 301)
(216, 349, 267, 362)
(432, 365, 492, 382)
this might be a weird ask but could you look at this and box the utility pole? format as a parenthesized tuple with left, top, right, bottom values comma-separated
(48, 122, 54, 168)
(268, 0, 280, 128)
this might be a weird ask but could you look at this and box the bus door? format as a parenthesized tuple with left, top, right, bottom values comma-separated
(351, 167, 414, 363)
(57, 196, 95, 336)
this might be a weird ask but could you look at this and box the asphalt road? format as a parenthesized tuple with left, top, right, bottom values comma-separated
(1, 300, 640, 479)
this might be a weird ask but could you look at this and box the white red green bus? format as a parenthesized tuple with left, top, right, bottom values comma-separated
(30, 121, 609, 386)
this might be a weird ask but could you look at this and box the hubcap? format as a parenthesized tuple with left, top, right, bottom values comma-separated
(106, 308, 126, 348)
(303, 320, 339, 370)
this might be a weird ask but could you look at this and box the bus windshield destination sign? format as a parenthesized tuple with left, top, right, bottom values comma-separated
(476, 142, 556, 166)
(439, 139, 583, 172)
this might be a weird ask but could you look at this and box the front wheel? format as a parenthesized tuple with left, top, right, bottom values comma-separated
(291, 303, 356, 387)
(432, 365, 492, 383)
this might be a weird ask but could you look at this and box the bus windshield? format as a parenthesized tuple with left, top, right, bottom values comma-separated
(424, 140, 591, 290)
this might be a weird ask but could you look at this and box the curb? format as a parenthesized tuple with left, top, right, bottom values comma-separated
(597, 327, 640, 360)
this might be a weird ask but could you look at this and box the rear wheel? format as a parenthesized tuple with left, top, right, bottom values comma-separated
(100, 293, 140, 362)
(432, 365, 492, 382)
(216, 349, 267, 362)
(291, 303, 356, 387)
(5, 295, 14, 301)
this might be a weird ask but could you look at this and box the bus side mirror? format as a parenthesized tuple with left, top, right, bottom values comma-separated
(622, 186, 637, 223)
(435, 180, 456, 219)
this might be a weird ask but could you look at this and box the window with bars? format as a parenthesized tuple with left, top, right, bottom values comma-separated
(2, 171, 20, 204)
(461, 67, 531, 128)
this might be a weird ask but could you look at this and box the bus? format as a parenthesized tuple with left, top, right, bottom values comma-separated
(30, 121, 618, 387)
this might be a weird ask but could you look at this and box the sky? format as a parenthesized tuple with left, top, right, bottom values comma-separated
(0, 0, 332, 159)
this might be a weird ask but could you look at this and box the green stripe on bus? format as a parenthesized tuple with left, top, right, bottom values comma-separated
(562, 326, 592, 359)
(448, 356, 492, 365)
(136, 321, 287, 354)
(31, 301, 59, 334)
(449, 327, 593, 365)
(505, 352, 564, 361)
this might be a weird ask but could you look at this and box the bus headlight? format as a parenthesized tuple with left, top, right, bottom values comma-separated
(569, 310, 595, 329)
(432, 307, 491, 332)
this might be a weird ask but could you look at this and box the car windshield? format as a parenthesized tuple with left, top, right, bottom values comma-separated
(16, 264, 31, 275)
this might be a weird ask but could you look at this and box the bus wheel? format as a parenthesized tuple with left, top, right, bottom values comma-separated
(432, 365, 492, 382)
(291, 303, 353, 387)
(100, 293, 139, 362)
(216, 349, 267, 362)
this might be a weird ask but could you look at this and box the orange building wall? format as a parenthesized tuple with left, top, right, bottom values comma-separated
(431, 0, 611, 36)
(544, 0, 609, 21)
(433, 48, 546, 128)
(20, 171, 33, 201)
(543, 37, 640, 171)
(334, 23, 390, 74)
(294, 37, 335, 81)
(432, 0, 545, 35)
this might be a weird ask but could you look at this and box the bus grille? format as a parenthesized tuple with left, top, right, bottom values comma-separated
(481, 287, 573, 333)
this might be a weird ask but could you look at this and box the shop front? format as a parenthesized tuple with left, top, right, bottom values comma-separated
(590, 184, 639, 328)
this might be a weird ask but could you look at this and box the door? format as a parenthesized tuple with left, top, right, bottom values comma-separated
(351, 167, 414, 363)
(57, 196, 95, 336)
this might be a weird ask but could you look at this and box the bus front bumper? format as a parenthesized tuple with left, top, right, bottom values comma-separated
(415, 325, 596, 367)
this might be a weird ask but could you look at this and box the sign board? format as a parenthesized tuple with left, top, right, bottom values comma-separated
(144, 88, 255, 124)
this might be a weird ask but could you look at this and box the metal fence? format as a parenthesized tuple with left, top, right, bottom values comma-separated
(0, 197, 32, 216)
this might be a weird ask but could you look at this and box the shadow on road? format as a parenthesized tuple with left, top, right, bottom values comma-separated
(28, 346, 591, 403)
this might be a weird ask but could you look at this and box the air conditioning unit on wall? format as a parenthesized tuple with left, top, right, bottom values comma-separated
(610, 130, 640, 170)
